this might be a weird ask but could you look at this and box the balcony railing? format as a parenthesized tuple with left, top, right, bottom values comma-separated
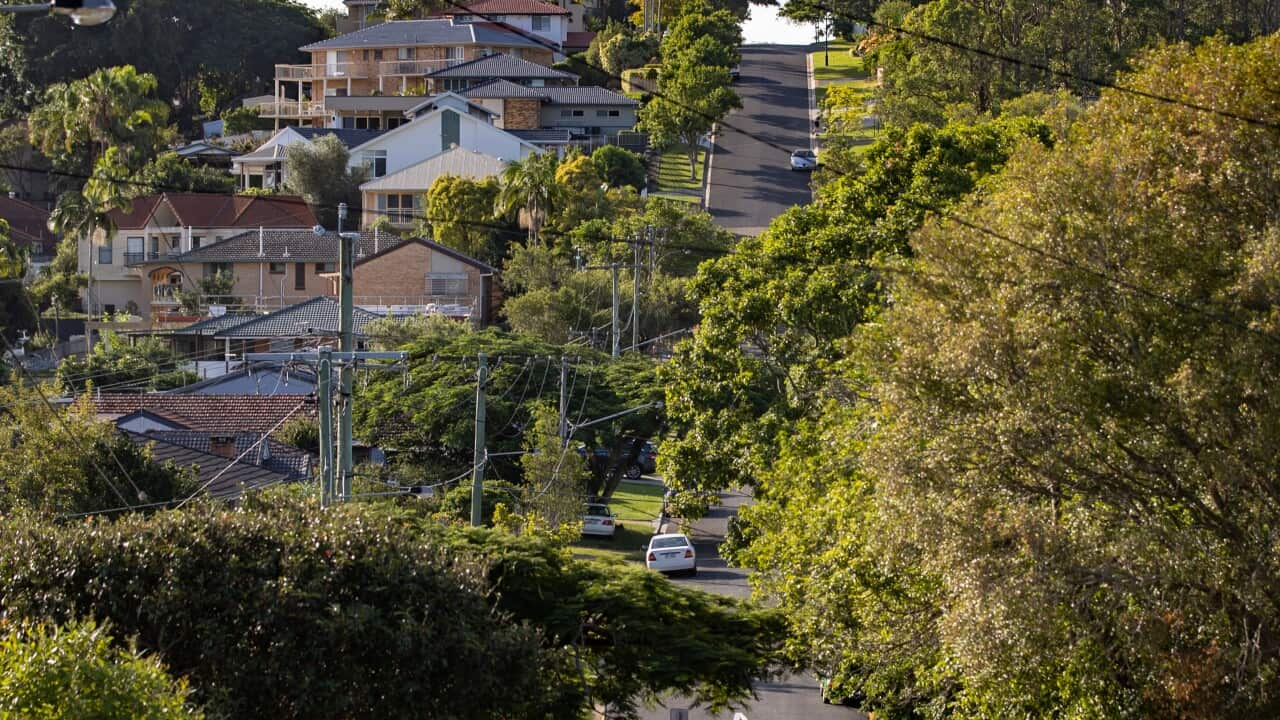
(275, 62, 374, 81)
(250, 99, 328, 119)
(379, 58, 466, 76)
(153, 284, 181, 302)
(124, 252, 146, 265)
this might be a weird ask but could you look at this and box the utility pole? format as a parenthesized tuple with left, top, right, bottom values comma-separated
(558, 355, 569, 444)
(471, 352, 488, 527)
(336, 203, 356, 501)
(317, 347, 334, 506)
(631, 240, 640, 354)
(610, 262, 620, 358)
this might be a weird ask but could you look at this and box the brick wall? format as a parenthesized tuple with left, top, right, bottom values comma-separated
(503, 99, 542, 129)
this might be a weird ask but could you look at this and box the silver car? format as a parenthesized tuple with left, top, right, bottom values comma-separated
(582, 503, 617, 538)
(790, 148, 818, 171)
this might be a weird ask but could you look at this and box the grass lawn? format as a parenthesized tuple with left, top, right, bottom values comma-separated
(811, 39, 881, 156)
(811, 41, 870, 86)
(572, 480, 666, 564)
(654, 145, 705, 195)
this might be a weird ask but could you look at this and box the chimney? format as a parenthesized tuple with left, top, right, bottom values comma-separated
(209, 435, 237, 459)
(258, 226, 265, 256)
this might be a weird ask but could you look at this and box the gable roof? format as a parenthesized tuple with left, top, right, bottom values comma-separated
(169, 313, 260, 336)
(127, 431, 293, 499)
(0, 196, 55, 255)
(437, 0, 570, 15)
(175, 142, 237, 159)
(349, 96, 541, 156)
(212, 297, 384, 340)
(403, 91, 498, 118)
(108, 193, 317, 231)
(141, 430, 314, 481)
(94, 394, 314, 434)
(345, 236, 497, 274)
(459, 79, 638, 106)
(164, 229, 405, 264)
(360, 147, 508, 192)
(426, 53, 577, 81)
(299, 18, 545, 52)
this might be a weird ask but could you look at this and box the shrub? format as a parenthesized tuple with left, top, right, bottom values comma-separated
(592, 145, 647, 191)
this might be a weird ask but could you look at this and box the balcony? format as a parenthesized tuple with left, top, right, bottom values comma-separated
(152, 283, 181, 304)
(378, 58, 465, 76)
(275, 62, 375, 82)
(249, 99, 328, 119)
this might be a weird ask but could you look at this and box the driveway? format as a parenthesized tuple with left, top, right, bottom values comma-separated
(640, 490, 866, 720)
(706, 45, 815, 236)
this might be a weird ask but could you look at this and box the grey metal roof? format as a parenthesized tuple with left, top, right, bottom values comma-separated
(300, 19, 544, 51)
(324, 95, 427, 113)
(127, 431, 293, 499)
(427, 53, 577, 80)
(141, 430, 314, 480)
(167, 362, 319, 396)
(507, 128, 572, 143)
(292, 127, 388, 147)
(171, 229, 407, 263)
(212, 297, 384, 340)
(538, 86, 639, 106)
(460, 78, 551, 99)
(171, 313, 260, 336)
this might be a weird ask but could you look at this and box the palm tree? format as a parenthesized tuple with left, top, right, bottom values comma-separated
(494, 152, 562, 246)
(48, 190, 123, 351)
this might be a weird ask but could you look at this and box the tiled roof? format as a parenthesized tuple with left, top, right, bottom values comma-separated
(108, 193, 317, 231)
(459, 78, 549, 99)
(95, 394, 314, 434)
(507, 128, 572, 143)
(212, 296, 384, 339)
(0, 197, 55, 256)
(300, 18, 545, 51)
(291, 127, 388, 147)
(360, 147, 508, 192)
(142, 430, 314, 480)
(127, 431, 293, 499)
(427, 53, 576, 80)
(169, 313, 260, 336)
(165, 229, 406, 263)
(459, 80, 637, 106)
(538, 85, 639, 106)
(438, 0, 570, 16)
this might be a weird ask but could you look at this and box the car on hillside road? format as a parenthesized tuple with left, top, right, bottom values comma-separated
(645, 533, 697, 575)
(582, 503, 618, 538)
(790, 148, 818, 171)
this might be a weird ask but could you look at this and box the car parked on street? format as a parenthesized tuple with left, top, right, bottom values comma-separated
(579, 440, 658, 479)
(790, 148, 818, 171)
(582, 503, 618, 538)
(645, 533, 697, 575)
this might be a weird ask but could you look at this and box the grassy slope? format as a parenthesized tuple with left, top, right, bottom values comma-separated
(573, 480, 666, 563)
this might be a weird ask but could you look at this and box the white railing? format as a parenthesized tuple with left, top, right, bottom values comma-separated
(378, 58, 467, 76)
(249, 100, 328, 119)
(275, 62, 374, 81)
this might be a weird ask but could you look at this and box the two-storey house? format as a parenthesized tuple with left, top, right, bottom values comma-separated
(79, 193, 317, 320)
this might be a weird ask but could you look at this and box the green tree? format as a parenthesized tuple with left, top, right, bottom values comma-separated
(495, 151, 562, 245)
(220, 105, 273, 135)
(639, 60, 740, 179)
(592, 145, 647, 191)
(27, 237, 86, 314)
(0, 619, 202, 719)
(57, 332, 196, 393)
(174, 270, 237, 315)
(0, 219, 37, 343)
(282, 134, 367, 228)
(660, 7, 743, 67)
(128, 151, 236, 198)
(425, 175, 510, 265)
(0, 385, 197, 515)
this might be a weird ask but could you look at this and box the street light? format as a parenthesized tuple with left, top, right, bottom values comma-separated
(0, 0, 117, 26)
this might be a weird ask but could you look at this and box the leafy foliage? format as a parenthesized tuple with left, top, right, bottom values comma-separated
(58, 332, 196, 392)
(425, 174, 510, 266)
(591, 145, 647, 191)
(0, 619, 202, 719)
(283, 134, 367, 228)
(127, 151, 236, 198)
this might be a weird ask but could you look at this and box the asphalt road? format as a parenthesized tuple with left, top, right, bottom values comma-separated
(639, 490, 866, 720)
(706, 45, 815, 236)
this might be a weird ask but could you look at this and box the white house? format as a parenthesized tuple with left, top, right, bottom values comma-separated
(231, 127, 386, 190)
(359, 147, 509, 228)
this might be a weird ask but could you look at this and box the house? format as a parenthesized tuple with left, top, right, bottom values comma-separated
(264, 18, 555, 126)
(135, 429, 314, 481)
(79, 193, 317, 321)
(126, 431, 296, 499)
(461, 79, 639, 139)
(232, 126, 386, 190)
(209, 296, 384, 359)
(317, 237, 499, 326)
(423, 52, 579, 94)
(336, 0, 598, 36)
(359, 147, 508, 228)
(432, 0, 570, 47)
(0, 195, 56, 266)
(132, 229, 406, 315)
(174, 141, 238, 169)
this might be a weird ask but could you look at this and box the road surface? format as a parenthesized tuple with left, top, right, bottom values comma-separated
(639, 490, 866, 720)
(706, 45, 815, 236)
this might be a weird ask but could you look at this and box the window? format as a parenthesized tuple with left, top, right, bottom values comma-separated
(426, 273, 468, 296)
(204, 262, 233, 279)
(315, 262, 335, 274)
(363, 150, 387, 177)
(572, 109, 584, 117)
(125, 236, 144, 264)
(397, 47, 416, 60)
(103, 303, 116, 316)
(560, 109, 571, 117)
(191, 236, 203, 250)
(444, 78, 469, 92)
(386, 117, 404, 129)
(378, 193, 420, 224)
(269, 262, 286, 274)
(295, 262, 306, 290)
(532, 15, 550, 31)
(447, 46, 465, 61)
(98, 236, 112, 265)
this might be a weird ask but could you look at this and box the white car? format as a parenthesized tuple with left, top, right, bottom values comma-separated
(645, 533, 697, 575)
(582, 503, 617, 538)
(790, 148, 818, 171)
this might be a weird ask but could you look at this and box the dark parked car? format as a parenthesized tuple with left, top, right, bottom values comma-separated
(579, 440, 657, 479)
